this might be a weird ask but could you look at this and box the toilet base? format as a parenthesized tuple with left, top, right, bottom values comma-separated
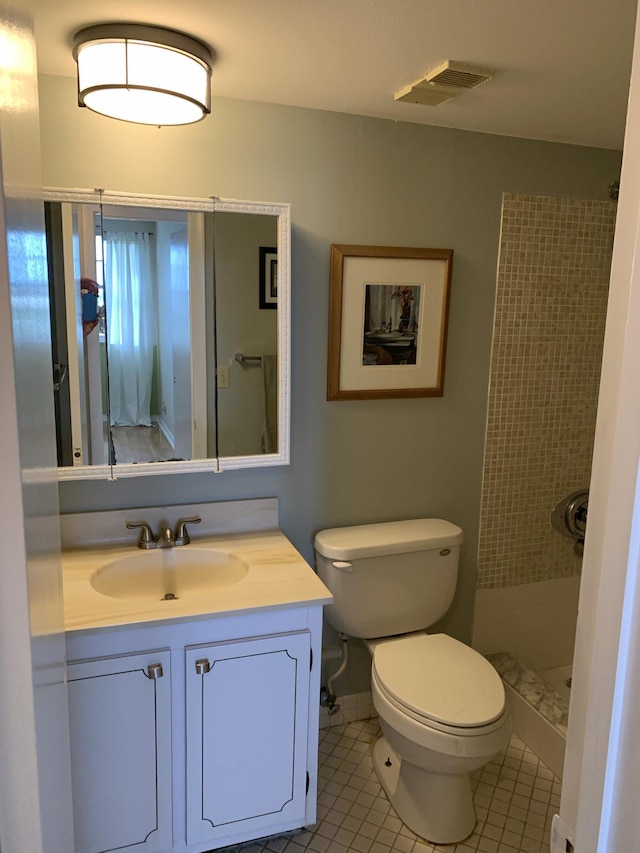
(372, 736, 476, 845)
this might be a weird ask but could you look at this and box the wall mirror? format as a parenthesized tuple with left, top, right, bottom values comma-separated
(44, 189, 290, 480)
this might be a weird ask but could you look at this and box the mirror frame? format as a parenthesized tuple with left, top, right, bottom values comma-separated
(43, 188, 291, 480)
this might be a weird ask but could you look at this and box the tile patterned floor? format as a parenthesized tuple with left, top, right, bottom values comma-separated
(223, 719, 561, 853)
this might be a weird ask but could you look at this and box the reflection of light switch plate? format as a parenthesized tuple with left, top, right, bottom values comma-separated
(217, 366, 230, 388)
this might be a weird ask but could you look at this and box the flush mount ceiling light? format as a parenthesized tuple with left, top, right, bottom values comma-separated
(72, 23, 214, 126)
(395, 60, 495, 107)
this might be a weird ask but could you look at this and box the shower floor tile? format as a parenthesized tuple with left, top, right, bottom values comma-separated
(537, 665, 572, 703)
(223, 719, 561, 853)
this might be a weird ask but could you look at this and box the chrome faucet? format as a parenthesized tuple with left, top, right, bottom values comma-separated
(125, 521, 156, 549)
(158, 526, 175, 547)
(174, 516, 201, 545)
(126, 516, 202, 549)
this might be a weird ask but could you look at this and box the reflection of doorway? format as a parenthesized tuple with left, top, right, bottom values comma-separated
(46, 201, 74, 466)
(46, 200, 105, 466)
(99, 210, 204, 464)
(46, 201, 208, 468)
(153, 214, 206, 462)
(100, 209, 206, 464)
(170, 226, 192, 460)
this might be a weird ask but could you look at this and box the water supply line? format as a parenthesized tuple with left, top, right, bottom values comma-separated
(320, 633, 349, 715)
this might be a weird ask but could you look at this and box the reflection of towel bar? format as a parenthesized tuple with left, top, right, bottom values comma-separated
(234, 352, 262, 364)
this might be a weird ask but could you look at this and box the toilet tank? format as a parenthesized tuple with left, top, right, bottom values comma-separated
(314, 519, 463, 639)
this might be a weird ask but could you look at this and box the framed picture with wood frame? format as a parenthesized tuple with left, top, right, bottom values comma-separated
(327, 244, 453, 400)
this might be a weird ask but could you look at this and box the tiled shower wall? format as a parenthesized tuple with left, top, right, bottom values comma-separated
(473, 194, 616, 669)
(477, 194, 617, 591)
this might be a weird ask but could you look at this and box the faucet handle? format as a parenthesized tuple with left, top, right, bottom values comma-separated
(126, 521, 157, 549)
(174, 516, 202, 545)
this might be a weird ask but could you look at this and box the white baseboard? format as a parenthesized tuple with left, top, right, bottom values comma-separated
(153, 415, 174, 448)
(319, 691, 375, 729)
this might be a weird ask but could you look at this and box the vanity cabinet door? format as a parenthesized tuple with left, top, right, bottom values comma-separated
(67, 651, 172, 853)
(185, 631, 311, 847)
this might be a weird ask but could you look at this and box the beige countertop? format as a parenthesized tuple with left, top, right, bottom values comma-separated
(63, 528, 332, 633)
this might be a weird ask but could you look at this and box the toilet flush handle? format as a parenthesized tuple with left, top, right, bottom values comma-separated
(332, 561, 353, 572)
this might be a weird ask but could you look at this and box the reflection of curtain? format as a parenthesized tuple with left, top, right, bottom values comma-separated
(367, 284, 398, 332)
(260, 355, 278, 453)
(104, 231, 155, 426)
(366, 284, 418, 332)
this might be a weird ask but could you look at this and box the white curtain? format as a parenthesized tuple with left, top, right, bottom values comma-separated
(104, 231, 155, 426)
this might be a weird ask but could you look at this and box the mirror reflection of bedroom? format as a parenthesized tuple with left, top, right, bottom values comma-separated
(46, 197, 281, 472)
(46, 201, 194, 466)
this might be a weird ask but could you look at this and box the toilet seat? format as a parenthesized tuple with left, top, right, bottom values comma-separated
(372, 633, 506, 730)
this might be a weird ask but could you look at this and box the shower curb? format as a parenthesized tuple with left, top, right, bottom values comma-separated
(487, 651, 568, 779)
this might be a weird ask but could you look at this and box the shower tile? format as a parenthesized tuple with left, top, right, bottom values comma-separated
(478, 195, 615, 591)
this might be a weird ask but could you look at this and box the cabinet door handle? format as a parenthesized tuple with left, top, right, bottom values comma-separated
(195, 658, 211, 675)
(147, 663, 164, 679)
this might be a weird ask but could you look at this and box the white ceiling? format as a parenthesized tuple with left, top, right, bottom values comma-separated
(34, 0, 637, 150)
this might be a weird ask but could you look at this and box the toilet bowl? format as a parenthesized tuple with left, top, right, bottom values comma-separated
(368, 633, 511, 843)
(314, 518, 512, 845)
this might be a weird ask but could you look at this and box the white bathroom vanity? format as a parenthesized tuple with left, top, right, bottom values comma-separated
(61, 499, 331, 853)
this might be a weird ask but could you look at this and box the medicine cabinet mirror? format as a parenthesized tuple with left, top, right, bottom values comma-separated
(44, 189, 290, 480)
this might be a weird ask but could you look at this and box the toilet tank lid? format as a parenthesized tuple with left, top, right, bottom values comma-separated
(314, 518, 463, 560)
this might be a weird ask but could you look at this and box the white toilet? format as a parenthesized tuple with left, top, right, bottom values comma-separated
(314, 518, 511, 845)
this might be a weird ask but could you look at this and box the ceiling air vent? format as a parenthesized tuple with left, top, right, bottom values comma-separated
(394, 60, 495, 107)
(426, 61, 494, 89)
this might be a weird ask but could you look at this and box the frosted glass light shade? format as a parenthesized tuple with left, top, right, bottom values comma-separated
(73, 24, 213, 126)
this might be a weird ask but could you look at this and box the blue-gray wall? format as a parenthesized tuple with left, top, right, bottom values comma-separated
(40, 74, 621, 691)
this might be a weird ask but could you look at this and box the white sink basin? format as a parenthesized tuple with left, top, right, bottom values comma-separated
(90, 547, 249, 601)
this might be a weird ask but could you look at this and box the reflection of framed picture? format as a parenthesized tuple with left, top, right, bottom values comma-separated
(259, 246, 278, 309)
(327, 244, 453, 400)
